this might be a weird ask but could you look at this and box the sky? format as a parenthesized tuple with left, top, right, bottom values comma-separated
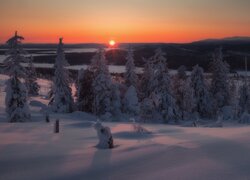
(0, 0, 250, 43)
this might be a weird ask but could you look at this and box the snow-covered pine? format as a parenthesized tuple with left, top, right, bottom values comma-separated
(180, 78, 196, 119)
(89, 48, 109, 76)
(49, 38, 74, 113)
(125, 47, 138, 88)
(76, 68, 84, 103)
(173, 65, 188, 119)
(77, 69, 95, 112)
(210, 48, 230, 109)
(123, 85, 140, 115)
(4, 31, 31, 122)
(25, 56, 40, 96)
(92, 49, 113, 115)
(150, 48, 179, 122)
(177, 65, 187, 79)
(111, 83, 122, 117)
(238, 82, 250, 115)
(140, 97, 154, 121)
(190, 65, 213, 118)
(140, 57, 154, 99)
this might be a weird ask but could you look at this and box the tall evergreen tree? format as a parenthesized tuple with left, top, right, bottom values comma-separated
(140, 57, 154, 99)
(4, 31, 31, 122)
(125, 47, 138, 88)
(173, 65, 188, 118)
(238, 82, 250, 114)
(150, 49, 179, 121)
(123, 85, 140, 115)
(111, 83, 122, 117)
(25, 56, 40, 95)
(49, 38, 74, 113)
(92, 49, 113, 115)
(191, 65, 213, 118)
(210, 48, 230, 109)
(76, 69, 95, 112)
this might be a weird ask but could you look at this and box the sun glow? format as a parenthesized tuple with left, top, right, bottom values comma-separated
(109, 40, 116, 46)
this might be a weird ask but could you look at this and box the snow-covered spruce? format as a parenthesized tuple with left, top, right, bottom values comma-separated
(111, 83, 122, 117)
(140, 57, 154, 99)
(49, 38, 74, 113)
(210, 48, 230, 109)
(123, 85, 140, 115)
(4, 32, 31, 122)
(238, 82, 250, 115)
(130, 118, 151, 134)
(25, 56, 40, 96)
(149, 48, 179, 122)
(125, 47, 138, 88)
(140, 98, 154, 121)
(178, 78, 196, 120)
(76, 69, 95, 112)
(173, 66, 195, 119)
(190, 65, 213, 118)
(91, 49, 113, 115)
(93, 121, 114, 149)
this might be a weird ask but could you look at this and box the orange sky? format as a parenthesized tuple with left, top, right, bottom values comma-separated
(0, 0, 250, 43)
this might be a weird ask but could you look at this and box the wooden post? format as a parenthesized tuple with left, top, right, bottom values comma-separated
(46, 113, 50, 123)
(54, 119, 59, 133)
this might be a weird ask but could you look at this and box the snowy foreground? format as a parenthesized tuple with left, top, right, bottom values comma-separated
(1, 75, 250, 180)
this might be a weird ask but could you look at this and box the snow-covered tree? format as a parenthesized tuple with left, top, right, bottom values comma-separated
(49, 38, 74, 113)
(177, 65, 187, 79)
(123, 85, 140, 115)
(173, 65, 188, 118)
(125, 47, 138, 88)
(92, 49, 113, 115)
(140, 97, 154, 120)
(76, 69, 95, 112)
(4, 31, 31, 122)
(150, 49, 179, 122)
(25, 56, 40, 95)
(89, 48, 109, 76)
(210, 48, 230, 109)
(111, 83, 122, 117)
(190, 65, 213, 118)
(238, 82, 250, 114)
(76, 68, 85, 99)
(181, 78, 196, 119)
(140, 57, 154, 99)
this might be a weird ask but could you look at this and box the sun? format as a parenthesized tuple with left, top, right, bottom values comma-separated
(109, 40, 116, 46)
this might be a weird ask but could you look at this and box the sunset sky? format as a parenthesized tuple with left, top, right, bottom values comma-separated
(0, 0, 249, 43)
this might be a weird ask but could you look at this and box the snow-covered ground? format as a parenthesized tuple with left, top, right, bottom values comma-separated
(1, 74, 250, 180)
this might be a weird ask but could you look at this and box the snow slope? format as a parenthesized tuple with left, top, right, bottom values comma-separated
(1, 75, 250, 180)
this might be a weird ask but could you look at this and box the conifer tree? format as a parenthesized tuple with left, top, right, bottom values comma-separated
(123, 85, 140, 115)
(210, 48, 230, 109)
(125, 47, 138, 88)
(92, 49, 113, 115)
(25, 56, 40, 95)
(77, 69, 95, 112)
(238, 82, 250, 114)
(4, 31, 31, 122)
(49, 38, 74, 113)
(150, 49, 179, 121)
(140, 57, 154, 99)
(191, 65, 213, 118)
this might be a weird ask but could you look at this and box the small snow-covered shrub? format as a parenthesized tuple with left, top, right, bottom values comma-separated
(93, 121, 114, 149)
(131, 118, 151, 134)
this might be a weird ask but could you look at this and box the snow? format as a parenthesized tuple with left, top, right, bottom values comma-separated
(1, 75, 250, 179)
